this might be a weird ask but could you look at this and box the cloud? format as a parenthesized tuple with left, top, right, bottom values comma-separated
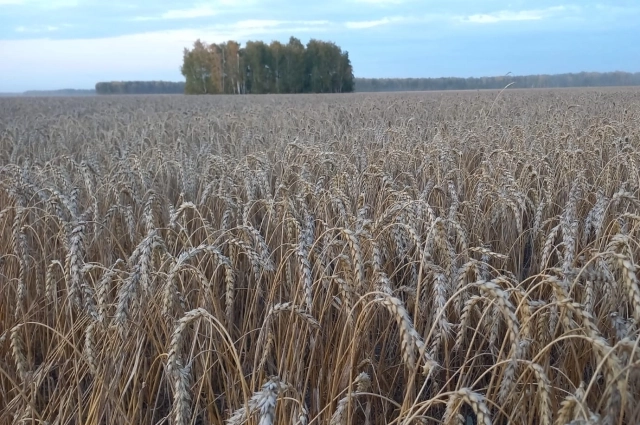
(352, 0, 405, 4)
(132, 1, 263, 21)
(345, 17, 403, 29)
(207, 19, 332, 34)
(464, 10, 543, 23)
(232, 19, 285, 30)
(344, 14, 446, 29)
(0, 0, 78, 7)
(162, 5, 218, 19)
(231, 19, 330, 30)
(15, 25, 60, 32)
(134, 5, 218, 21)
(461, 7, 568, 24)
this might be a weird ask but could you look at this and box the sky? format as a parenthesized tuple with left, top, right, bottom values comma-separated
(0, 0, 639, 92)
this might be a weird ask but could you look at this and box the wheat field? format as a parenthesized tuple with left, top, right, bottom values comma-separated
(1, 88, 639, 425)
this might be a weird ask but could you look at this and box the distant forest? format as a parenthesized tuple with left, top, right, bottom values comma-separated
(19, 89, 95, 96)
(95, 81, 185, 95)
(91, 71, 640, 95)
(355, 71, 640, 92)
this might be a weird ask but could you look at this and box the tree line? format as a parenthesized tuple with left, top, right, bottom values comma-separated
(354, 71, 640, 92)
(93, 71, 640, 96)
(180, 37, 354, 94)
(21, 89, 95, 97)
(95, 81, 185, 95)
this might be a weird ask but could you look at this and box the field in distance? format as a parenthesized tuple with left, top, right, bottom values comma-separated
(1, 88, 639, 425)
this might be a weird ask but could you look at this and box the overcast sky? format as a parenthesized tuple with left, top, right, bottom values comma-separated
(1, 0, 639, 92)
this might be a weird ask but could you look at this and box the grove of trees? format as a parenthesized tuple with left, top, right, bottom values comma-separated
(355, 71, 640, 92)
(181, 37, 354, 94)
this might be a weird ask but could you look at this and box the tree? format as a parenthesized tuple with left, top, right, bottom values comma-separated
(207, 43, 223, 94)
(181, 39, 217, 94)
(270, 40, 285, 93)
(243, 41, 262, 93)
(224, 41, 242, 94)
(285, 37, 305, 93)
(338, 51, 354, 93)
(304, 39, 324, 92)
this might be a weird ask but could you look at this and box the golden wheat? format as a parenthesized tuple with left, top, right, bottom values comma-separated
(1, 88, 639, 424)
